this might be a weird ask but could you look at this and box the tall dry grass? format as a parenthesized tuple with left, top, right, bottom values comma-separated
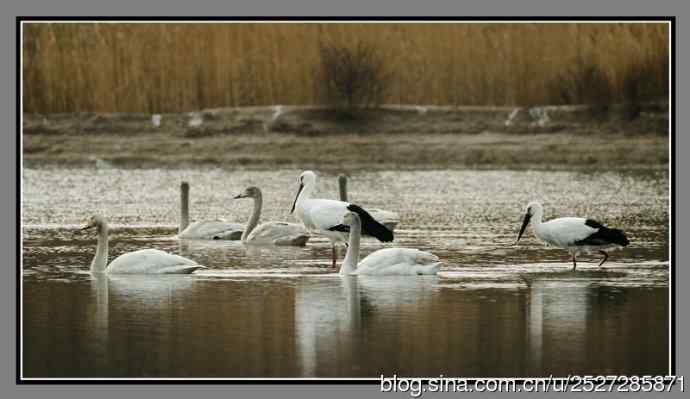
(22, 22, 669, 114)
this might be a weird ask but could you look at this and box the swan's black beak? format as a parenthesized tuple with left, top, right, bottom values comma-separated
(516, 212, 531, 244)
(233, 193, 246, 199)
(291, 182, 304, 214)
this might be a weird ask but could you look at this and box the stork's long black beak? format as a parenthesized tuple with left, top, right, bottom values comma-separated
(291, 182, 304, 214)
(516, 212, 531, 244)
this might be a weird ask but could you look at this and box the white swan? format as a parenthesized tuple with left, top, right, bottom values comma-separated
(338, 175, 400, 231)
(82, 215, 206, 274)
(338, 211, 441, 275)
(234, 186, 310, 246)
(177, 181, 244, 240)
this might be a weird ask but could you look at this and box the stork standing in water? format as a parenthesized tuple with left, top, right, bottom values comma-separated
(291, 171, 394, 267)
(516, 201, 630, 270)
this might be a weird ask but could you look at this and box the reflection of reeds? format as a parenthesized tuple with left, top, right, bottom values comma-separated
(22, 23, 669, 113)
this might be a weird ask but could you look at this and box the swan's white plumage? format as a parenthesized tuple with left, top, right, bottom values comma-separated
(235, 186, 310, 246)
(83, 215, 205, 275)
(178, 220, 244, 240)
(177, 182, 243, 240)
(339, 211, 440, 276)
(354, 248, 441, 275)
(107, 249, 205, 274)
(245, 221, 310, 246)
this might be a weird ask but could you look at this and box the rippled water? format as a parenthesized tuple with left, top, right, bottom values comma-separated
(22, 167, 670, 378)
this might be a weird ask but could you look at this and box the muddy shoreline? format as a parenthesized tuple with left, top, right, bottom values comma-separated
(22, 104, 669, 170)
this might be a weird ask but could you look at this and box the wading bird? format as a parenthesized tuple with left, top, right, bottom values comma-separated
(82, 215, 206, 274)
(291, 171, 394, 267)
(338, 211, 440, 275)
(516, 201, 630, 270)
(234, 186, 310, 246)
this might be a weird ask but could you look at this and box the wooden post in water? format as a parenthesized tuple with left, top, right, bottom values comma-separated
(338, 175, 348, 202)
(180, 181, 190, 233)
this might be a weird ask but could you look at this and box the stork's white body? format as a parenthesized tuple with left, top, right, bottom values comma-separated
(296, 197, 351, 244)
(535, 217, 606, 253)
(292, 171, 394, 267)
(517, 202, 629, 270)
(534, 217, 625, 255)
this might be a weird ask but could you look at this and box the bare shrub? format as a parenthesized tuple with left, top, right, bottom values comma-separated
(547, 60, 614, 118)
(620, 54, 669, 120)
(316, 40, 390, 118)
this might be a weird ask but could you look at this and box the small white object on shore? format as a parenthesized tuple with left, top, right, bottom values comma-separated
(151, 114, 162, 127)
(505, 108, 520, 127)
(188, 112, 203, 128)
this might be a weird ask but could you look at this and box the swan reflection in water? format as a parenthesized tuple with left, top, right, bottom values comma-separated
(85, 273, 199, 376)
(295, 276, 438, 377)
(76, 271, 650, 378)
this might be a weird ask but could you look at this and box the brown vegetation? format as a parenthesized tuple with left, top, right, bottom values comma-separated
(316, 40, 390, 117)
(22, 23, 669, 114)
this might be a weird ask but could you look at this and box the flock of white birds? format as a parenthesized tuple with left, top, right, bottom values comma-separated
(80, 170, 630, 275)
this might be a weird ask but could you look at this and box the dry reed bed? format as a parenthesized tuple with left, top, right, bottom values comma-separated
(22, 23, 669, 113)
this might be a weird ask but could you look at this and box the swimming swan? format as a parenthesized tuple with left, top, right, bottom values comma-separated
(234, 186, 310, 246)
(177, 181, 244, 240)
(339, 211, 441, 276)
(82, 215, 206, 274)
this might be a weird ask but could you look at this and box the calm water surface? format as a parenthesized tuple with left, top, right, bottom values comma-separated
(22, 168, 669, 378)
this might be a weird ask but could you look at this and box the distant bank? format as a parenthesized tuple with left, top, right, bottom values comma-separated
(24, 103, 668, 137)
(22, 104, 669, 170)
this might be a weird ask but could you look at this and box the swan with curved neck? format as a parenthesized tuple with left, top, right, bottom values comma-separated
(516, 201, 630, 270)
(292, 171, 394, 267)
(177, 181, 244, 240)
(233, 186, 310, 246)
(82, 215, 206, 274)
(339, 212, 440, 276)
